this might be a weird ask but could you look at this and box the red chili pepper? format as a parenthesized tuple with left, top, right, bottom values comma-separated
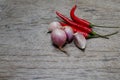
(70, 5, 91, 28)
(70, 5, 120, 28)
(56, 11, 92, 33)
(56, 11, 112, 39)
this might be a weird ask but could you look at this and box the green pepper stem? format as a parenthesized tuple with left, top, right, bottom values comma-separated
(88, 31, 119, 39)
(103, 31, 119, 36)
(91, 31, 109, 39)
(95, 33, 109, 39)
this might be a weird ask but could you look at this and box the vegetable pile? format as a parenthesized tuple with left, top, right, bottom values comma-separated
(48, 5, 119, 56)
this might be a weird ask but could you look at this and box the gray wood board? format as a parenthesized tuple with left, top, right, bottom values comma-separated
(0, 0, 120, 80)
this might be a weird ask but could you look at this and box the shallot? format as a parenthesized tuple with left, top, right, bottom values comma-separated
(51, 28, 68, 55)
(74, 32, 87, 50)
(48, 21, 62, 32)
(64, 26, 74, 42)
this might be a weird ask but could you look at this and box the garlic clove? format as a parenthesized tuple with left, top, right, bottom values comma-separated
(74, 32, 87, 49)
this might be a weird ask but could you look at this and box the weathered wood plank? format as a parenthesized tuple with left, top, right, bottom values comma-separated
(0, 0, 120, 80)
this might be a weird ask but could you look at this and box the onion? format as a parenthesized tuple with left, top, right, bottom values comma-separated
(74, 32, 87, 49)
(64, 26, 74, 42)
(48, 21, 62, 32)
(51, 28, 68, 54)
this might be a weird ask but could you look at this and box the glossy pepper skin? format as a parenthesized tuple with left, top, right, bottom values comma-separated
(56, 11, 92, 34)
(70, 5, 92, 28)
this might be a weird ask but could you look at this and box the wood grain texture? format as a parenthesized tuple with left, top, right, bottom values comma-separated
(0, 0, 120, 80)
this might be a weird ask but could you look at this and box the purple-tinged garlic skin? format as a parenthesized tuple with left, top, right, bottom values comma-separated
(51, 28, 67, 48)
(64, 26, 74, 42)
(48, 21, 62, 32)
(74, 32, 87, 49)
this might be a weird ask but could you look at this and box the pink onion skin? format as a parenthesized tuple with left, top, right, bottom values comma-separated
(48, 21, 62, 32)
(64, 26, 74, 42)
(74, 32, 87, 49)
(51, 28, 67, 48)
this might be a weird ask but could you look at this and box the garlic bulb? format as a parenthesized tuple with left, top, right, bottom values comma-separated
(51, 28, 67, 52)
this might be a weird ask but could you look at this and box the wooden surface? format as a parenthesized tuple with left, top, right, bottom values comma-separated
(0, 0, 120, 80)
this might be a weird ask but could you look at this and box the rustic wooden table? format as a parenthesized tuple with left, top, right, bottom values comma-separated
(0, 0, 120, 80)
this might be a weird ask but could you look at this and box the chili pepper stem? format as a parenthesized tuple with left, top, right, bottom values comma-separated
(87, 35, 96, 39)
(90, 24, 120, 28)
(59, 47, 69, 56)
(91, 31, 109, 39)
(96, 33, 109, 39)
(103, 31, 119, 36)
(88, 31, 118, 39)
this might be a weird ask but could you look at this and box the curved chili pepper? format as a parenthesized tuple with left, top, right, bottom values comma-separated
(56, 11, 92, 33)
(56, 11, 118, 39)
(56, 11, 109, 39)
(70, 5, 91, 27)
(70, 5, 120, 28)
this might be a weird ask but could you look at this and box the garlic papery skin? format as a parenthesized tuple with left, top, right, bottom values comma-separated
(74, 32, 87, 49)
